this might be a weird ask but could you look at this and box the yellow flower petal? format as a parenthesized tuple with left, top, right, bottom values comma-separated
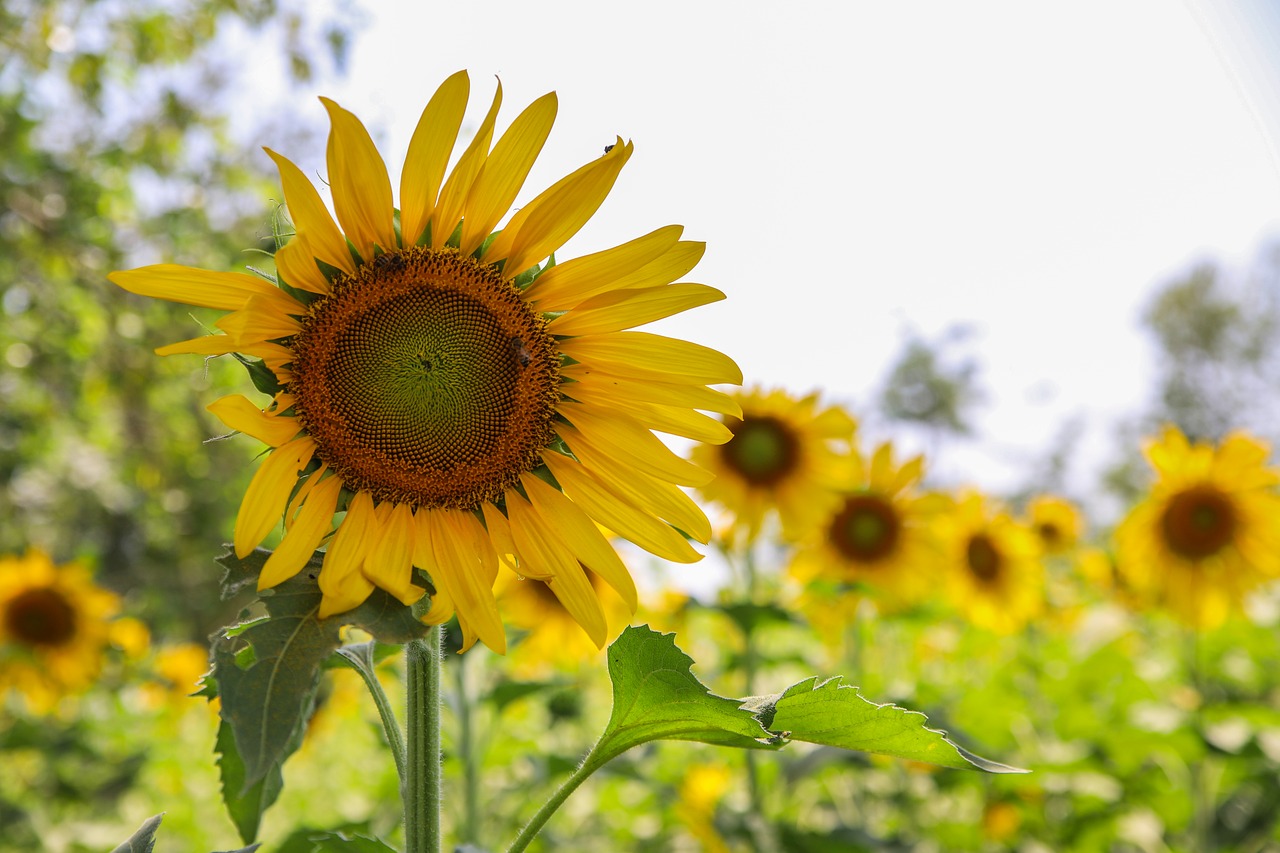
(506, 491, 607, 647)
(526, 225, 683, 311)
(558, 332, 742, 386)
(215, 295, 303, 343)
(233, 436, 317, 558)
(260, 473, 342, 589)
(365, 502, 421, 605)
(548, 283, 725, 336)
(155, 334, 242, 358)
(207, 395, 301, 447)
(432, 82, 503, 248)
(559, 401, 714, 487)
(485, 139, 633, 276)
(458, 91, 558, 257)
(563, 383, 732, 444)
(320, 98, 396, 260)
(562, 363, 742, 416)
(264, 148, 355, 273)
(481, 502, 547, 578)
(542, 452, 702, 563)
(400, 70, 470, 247)
(425, 509, 506, 653)
(319, 490, 378, 618)
(521, 473, 637, 612)
(274, 237, 330, 295)
(109, 264, 299, 312)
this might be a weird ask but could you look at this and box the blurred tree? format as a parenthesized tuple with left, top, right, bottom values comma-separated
(0, 0, 359, 639)
(877, 324, 985, 438)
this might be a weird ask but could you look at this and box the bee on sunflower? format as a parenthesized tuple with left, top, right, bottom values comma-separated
(110, 71, 741, 653)
(1114, 426, 1280, 629)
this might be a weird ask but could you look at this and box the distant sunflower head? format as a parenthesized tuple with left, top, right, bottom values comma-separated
(0, 551, 120, 712)
(1026, 495, 1084, 556)
(1114, 426, 1280, 629)
(110, 71, 741, 654)
(497, 568, 629, 677)
(790, 441, 947, 612)
(691, 387, 856, 544)
(942, 493, 1043, 633)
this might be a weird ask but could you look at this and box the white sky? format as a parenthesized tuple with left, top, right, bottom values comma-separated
(276, 0, 1280, 503)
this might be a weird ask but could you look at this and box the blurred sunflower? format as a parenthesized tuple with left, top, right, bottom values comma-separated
(1114, 426, 1280, 629)
(691, 387, 855, 544)
(942, 493, 1043, 633)
(790, 441, 947, 612)
(496, 568, 630, 677)
(0, 551, 120, 712)
(1025, 495, 1084, 557)
(110, 72, 740, 653)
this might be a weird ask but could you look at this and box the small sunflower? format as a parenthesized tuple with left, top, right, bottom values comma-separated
(0, 550, 120, 711)
(789, 441, 947, 612)
(1025, 495, 1084, 556)
(1114, 426, 1280, 629)
(690, 387, 855, 544)
(496, 569, 630, 677)
(942, 493, 1043, 633)
(110, 72, 741, 653)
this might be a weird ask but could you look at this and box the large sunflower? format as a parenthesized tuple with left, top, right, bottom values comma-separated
(110, 72, 741, 653)
(789, 441, 947, 613)
(690, 387, 855, 544)
(941, 493, 1043, 633)
(0, 551, 120, 711)
(1114, 426, 1280, 628)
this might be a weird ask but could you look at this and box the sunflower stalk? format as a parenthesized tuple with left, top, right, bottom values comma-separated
(404, 628, 443, 853)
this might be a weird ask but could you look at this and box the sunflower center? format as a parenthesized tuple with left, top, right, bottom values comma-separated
(966, 534, 1002, 582)
(4, 586, 78, 647)
(1035, 522, 1062, 548)
(829, 494, 901, 562)
(1160, 485, 1236, 560)
(289, 247, 560, 509)
(721, 416, 800, 486)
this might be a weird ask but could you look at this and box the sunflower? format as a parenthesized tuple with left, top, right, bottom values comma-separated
(110, 72, 740, 653)
(789, 441, 947, 613)
(1025, 495, 1084, 557)
(496, 569, 630, 677)
(1114, 426, 1280, 629)
(690, 387, 855, 545)
(0, 550, 120, 711)
(941, 493, 1043, 633)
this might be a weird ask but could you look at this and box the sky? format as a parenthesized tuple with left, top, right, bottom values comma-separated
(266, 0, 1280, 505)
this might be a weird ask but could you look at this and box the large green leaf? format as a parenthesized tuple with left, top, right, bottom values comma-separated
(209, 547, 431, 841)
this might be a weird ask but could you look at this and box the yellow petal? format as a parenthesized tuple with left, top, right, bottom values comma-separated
(260, 473, 342, 589)
(207, 395, 301, 447)
(608, 240, 705, 291)
(521, 474, 637, 612)
(481, 502, 542, 577)
(559, 401, 713, 487)
(506, 491, 607, 647)
(548, 283, 724, 336)
(557, 426, 712, 542)
(432, 82, 503, 248)
(109, 264, 298, 312)
(320, 98, 396, 260)
(264, 148, 355, 273)
(233, 436, 316, 558)
(562, 383, 732, 444)
(155, 334, 242, 358)
(458, 91, 558, 256)
(485, 139, 633, 276)
(318, 490, 378, 618)
(542, 452, 701, 563)
(526, 225, 682, 311)
(365, 502, 421, 605)
(215, 295, 302, 343)
(426, 509, 506, 653)
(558, 331, 742, 386)
(274, 237, 330, 295)
(562, 363, 742, 416)
(400, 70, 470, 247)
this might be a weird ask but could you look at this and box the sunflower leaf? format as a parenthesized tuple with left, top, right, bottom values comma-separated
(209, 547, 430, 837)
(109, 814, 164, 853)
(757, 676, 1028, 773)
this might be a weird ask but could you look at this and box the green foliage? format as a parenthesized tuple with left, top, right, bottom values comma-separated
(109, 814, 165, 853)
(878, 324, 984, 436)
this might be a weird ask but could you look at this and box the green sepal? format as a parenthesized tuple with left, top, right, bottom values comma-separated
(231, 353, 281, 396)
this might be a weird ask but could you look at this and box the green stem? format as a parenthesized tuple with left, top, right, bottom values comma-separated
(346, 648, 406, 784)
(405, 628, 443, 853)
(506, 748, 608, 853)
(454, 649, 481, 847)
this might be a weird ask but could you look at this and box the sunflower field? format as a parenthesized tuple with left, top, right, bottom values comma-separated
(4, 3, 1280, 852)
